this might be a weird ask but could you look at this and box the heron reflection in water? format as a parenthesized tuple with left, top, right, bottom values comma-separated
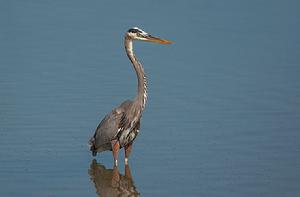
(88, 159, 139, 197)
(89, 27, 172, 165)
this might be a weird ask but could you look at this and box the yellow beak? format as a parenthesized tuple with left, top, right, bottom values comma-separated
(146, 35, 172, 44)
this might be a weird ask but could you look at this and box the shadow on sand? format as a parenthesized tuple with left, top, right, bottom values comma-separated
(88, 159, 140, 197)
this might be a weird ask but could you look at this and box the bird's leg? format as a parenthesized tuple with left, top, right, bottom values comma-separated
(124, 163, 133, 179)
(111, 139, 120, 166)
(124, 143, 133, 165)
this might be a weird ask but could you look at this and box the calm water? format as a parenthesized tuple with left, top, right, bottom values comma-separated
(1, 1, 300, 196)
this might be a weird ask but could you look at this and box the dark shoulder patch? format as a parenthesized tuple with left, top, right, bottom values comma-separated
(119, 113, 128, 129)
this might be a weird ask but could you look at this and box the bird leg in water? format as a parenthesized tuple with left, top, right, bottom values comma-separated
(111, 164, 120, 186)
(124, 163, 133, 179)
(111, 139, 120, 166)
(124, 143, 133, 165)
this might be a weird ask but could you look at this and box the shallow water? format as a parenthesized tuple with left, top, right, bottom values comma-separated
(1, 1, 300, 196)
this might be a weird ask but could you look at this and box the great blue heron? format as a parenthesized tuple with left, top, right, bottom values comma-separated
(89, 27, 172, 166)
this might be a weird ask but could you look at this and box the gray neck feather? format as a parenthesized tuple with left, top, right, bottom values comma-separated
(124, 36, 148, 111)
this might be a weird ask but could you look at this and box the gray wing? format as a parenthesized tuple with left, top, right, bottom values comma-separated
(89, 100, 133, 154)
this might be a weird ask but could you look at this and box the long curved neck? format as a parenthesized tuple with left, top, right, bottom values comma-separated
(124, 36, 147, 111)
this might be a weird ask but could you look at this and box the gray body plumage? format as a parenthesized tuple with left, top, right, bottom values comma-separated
(89, 100, 141, 155)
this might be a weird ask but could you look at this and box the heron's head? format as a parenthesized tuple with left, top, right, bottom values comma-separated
(126, 27, 172, 44)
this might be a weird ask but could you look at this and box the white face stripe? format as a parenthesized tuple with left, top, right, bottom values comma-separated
(127, 27, 149, 41)
(132, 27, 148, 35)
